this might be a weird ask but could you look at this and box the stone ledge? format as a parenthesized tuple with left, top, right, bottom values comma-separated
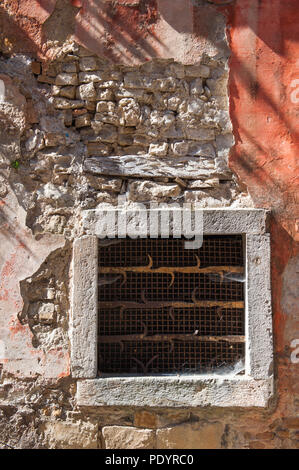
(76, 376, 274, 408)
(83, 155, 232, 180)
(82, 208, 269, 236)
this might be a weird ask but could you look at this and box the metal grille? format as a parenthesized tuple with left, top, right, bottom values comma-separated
(98, 236, 245, 375)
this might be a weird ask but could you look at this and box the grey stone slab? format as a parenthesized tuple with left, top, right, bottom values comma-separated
(82, 208, 269, 236)
(77, 377, 274, 408)
(71, 236, 98, 378)
(83, 155, 232, 180)
(201, 209, 269, 234)
(246, 234, 273, 379)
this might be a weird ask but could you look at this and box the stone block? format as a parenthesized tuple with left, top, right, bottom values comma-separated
(87, 142, 110, 156)
(124, 73, 144, 89)
(31, 61, 41, 75)
(102, 426, 155, 449)
(38, 303, 55, 324)
(185, 65, 210, 78)
(156, 422, 223, 449)
(79, 71, 106, 83)
(188, 142, 215, 158)
(187, 98, 204, 115)
(96, 101, 115, 113)
(55, 73, 78, 86)
(52, 98, 85, 109)
(118, 133, 134, 146)
(185, 128, 215, 141)
(43, 421, 98, 449)
(62, 62, 78, 73)
(149, 142, 168, 157)
(119, 98, 141, 126)
(190, 78, 203, 96)
(44, 133, 66, 147)
(59, 86, 76, 99)
(155, 77, 177, 92)
(38, 75, 55, 85)
(85, 175, 122, 192)
(79, 57, 99, 71)
(77, 83, 96, 101)
(128, 180, 180, 202)
(206, 77, 227, 96)
(75, 113, 91, 128)
(97, 89, 114, 101)
(91, 124, 118, 143)
(188, 178, 219, 189)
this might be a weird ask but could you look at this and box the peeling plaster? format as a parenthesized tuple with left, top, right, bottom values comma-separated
(0, 190, 66, 378)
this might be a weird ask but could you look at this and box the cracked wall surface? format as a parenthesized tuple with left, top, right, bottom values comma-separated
(0, 0, 298, 450)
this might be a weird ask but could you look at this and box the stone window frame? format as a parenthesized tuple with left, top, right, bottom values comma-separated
(70, 209, 274, 408)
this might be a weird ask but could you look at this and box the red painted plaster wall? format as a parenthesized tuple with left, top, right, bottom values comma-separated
(228, 0, 299, 241)
(226, 0, 299, 426)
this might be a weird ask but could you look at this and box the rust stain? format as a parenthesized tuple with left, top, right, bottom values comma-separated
(0, 288, 9, 302)
(9, 318, 28, 336)
(1, 253, 16, 279)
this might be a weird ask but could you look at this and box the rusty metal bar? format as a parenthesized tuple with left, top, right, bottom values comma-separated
(98, 334, 245, 343)
(99, 255, 244, 275)
(98, 300, 245, 309)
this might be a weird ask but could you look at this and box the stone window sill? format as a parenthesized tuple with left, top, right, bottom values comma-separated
(76, 376, 273, 408)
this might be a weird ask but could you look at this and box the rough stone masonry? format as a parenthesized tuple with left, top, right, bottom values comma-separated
(0, 0, 298, 450)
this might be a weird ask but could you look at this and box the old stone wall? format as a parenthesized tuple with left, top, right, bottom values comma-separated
(0, 0, 298, 450)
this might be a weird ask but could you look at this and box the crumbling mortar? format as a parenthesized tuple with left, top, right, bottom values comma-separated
(18, 244, 72, 351)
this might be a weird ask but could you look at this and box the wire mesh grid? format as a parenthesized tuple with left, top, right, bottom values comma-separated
(99, 307, 245, 336)
(98, 235, 245, 375)
(98, 236, 244, 268)
(99, 272, 244, 302)
(98, 341, 245, 374)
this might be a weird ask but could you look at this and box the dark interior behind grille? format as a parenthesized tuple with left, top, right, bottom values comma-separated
(98, 236, 245, 375)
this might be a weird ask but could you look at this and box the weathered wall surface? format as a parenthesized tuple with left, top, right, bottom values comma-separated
(0, 0, 298, 449)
